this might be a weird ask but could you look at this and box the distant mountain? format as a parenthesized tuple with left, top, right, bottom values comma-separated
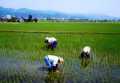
(0, 6, 119, 20)
(0, 7, 69, 19)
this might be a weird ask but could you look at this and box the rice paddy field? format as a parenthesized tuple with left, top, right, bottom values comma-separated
(0, 22, 120, 83)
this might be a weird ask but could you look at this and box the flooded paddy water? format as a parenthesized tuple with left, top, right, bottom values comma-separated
(0, 56, 120, 83)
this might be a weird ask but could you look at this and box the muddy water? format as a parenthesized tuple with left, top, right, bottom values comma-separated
(0, 57, 120, 83)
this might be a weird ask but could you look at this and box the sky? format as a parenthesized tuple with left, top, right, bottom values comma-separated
(0, 0, 120, 17)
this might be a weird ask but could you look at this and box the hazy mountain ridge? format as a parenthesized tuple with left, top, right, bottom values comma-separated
(0, 7, 119, 20)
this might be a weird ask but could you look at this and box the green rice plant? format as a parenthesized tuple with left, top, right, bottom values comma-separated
(0, 22, 120, 83)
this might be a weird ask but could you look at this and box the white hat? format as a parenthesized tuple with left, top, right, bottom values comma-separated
(83, 46, 91, 53)
(59, 57, 64, 64)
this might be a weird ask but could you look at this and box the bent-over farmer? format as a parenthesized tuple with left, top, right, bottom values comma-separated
(44, 37, 57, 50)
(80, 46, 91, 59)
(80, 46, 91, 67)
(44, 55, 64, 72)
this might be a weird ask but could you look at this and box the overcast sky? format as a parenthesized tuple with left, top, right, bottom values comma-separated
(0, 0, 120, 17)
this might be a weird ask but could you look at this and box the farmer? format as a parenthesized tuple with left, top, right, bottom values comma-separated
(80, 46, 91, 67)
(44, 37, 57, 50)
(80, 46, 91, 59)
(44, 55, 64, 72)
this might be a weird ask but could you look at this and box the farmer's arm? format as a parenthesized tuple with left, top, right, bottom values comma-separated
(52, 60, 59, 70)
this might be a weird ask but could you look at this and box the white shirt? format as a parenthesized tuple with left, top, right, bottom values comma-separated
(47, 55, 59, 66)
(46, 37, 57, 43)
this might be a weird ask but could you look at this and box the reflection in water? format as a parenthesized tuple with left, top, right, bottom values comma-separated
(45, 71, 64, 83)
(81, 58, 90, 68)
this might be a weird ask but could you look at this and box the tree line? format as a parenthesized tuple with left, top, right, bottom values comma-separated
(0, 15, 38, 22)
